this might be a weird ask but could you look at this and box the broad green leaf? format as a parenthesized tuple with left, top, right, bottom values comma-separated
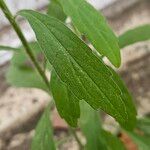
(136, 117, 150, 136)
(50, 69, 80, 127)
(108, 67, 137, 129)
(31, 105, 56, 150)
(6, 65, 48, 91)
(19, 10, 136, 130)
(58, 0, 121, 67)
(47, 0, 66, 22)
(0, 45, 19, 51)
(79, 101, 107, 150)
(119, 24, 150, 48)
(79, 101, 126, 150)
(127, 132, 150, 150)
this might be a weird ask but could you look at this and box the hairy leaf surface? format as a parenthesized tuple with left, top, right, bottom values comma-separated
(19, 10, 136, 129)
(58, 0, 121, 67)
(31, 105, 56, 150)
(119, 24, 150, 48)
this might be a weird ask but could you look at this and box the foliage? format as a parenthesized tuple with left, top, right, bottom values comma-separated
(0, 0, 150, 149)
(31, 104, 56, 150)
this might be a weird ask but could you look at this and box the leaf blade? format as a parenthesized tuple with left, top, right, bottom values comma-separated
(31, 105, 56, 150)
(18, 10, 136, 130)
(47, 0, 66, 22)
(50, 69, 80, 127)
(119, 24, 150, 48)
(58, 0, 121, 67)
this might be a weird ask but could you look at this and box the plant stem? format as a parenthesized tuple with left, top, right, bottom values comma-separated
(69, 127, 84, 150)
(0, 0, 50, 90)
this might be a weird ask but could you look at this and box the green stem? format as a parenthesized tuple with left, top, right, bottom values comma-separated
(0, 0, 50, 90)
(69, 127, 84, 150)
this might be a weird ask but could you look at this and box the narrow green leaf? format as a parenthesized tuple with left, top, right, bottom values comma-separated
(47, 0, 66, 22)
(79, 101, 126, 150)
(79, 101, 107, 150)
(127, 132, 150, 150)
(136, 117, 150, 136)
(58, 0, 121, 67)
(50, 69, 80, 127)
(0, 45, 19, 51)
(6, 65, 48, 91)
(119, 24, 150, 48)
(18, 10, 136, 130)
(31, 105, 56, 150)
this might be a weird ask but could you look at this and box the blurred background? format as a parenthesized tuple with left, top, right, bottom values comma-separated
(0, 0, 150, 149)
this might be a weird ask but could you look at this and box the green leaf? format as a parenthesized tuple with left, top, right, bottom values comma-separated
(31, 105, 56, 150)
(6, 65, 48, 91)
(136, 117, 150, 136)
(11, 42, 42, 67)
(58, 0, 121, 67)
(102, 131, 126, 150)
(119, 24, 150, 48)
(6, 42, 48, 91)
(0, 45, 19, 51)
(79, 101, 107, 150)
(18, 10, 136, 130)
(108, 67, 137, 129)
(127, 132, 150, 150)
(47, 0, 66, 22)
(79, 101, 126, 150)
(50, 69, 80, 127)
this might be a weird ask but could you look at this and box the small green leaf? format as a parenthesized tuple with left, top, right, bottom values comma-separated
(0, 45, 19, 51)
(6, 65, 48, 91)
(47, 0, 66, 22)
(127, 132, 150, 150)
(58, 0, 121, 67)
(79, 101, 126, 150)
(119, 24, 150, 48)
(50, 69, 80, 127)
(18, 10, 136, 129)
(136, 117, 150, 136)
(31, 105, 56, 150)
